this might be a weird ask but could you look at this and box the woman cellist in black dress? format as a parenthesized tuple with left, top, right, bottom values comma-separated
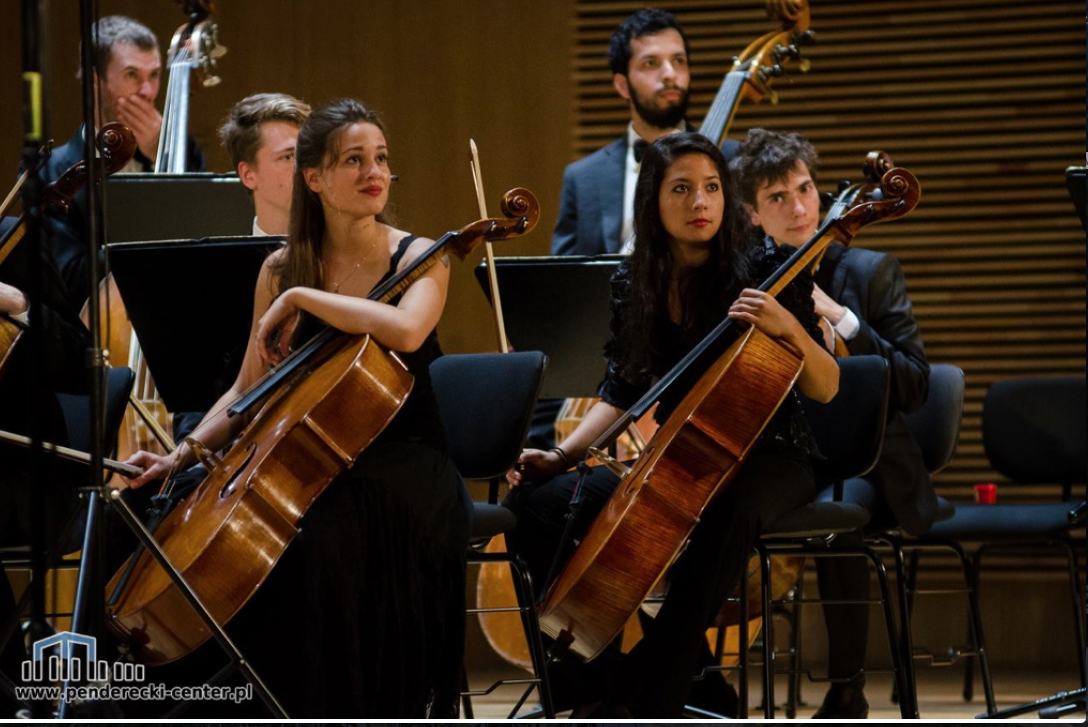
(124, 98, 470, 718)
(503, 132, 838, 717)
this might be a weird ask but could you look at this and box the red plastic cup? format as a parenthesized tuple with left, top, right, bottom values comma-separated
(974, 483, 998, 504)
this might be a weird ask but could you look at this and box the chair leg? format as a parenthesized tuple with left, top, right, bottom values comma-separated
(961, 547, 983, 704)
(737, 563, 750, 719)
(864, 546, 915, 719)
(506, 554, 556, 719)
(785, 576, 803, 719)
(463, 551, 556, 719)
(962, 544, 996, 715)
(460, 666, 475, 718)
(758, 545, 776, 719)
(1059, 541, 1088, 689)
(890, 539, 920, 718)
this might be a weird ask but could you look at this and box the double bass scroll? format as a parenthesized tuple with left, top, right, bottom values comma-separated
(156, 0, 227, 173)
(697, 0, 814, 148)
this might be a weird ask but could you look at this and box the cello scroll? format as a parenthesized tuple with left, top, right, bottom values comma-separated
(41, 123, 137, 216)
(447, 187, 541, 259)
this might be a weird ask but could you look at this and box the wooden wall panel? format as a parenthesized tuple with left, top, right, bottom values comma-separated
(1, 0, 574, 356)
(570, 0, 1086, 498)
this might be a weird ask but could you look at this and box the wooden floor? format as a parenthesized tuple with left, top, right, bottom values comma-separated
(464, 668, 1085, 720)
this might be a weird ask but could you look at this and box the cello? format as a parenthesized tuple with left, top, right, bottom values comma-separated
(537, 162, 921, 661)
(105, 188, 540, 665)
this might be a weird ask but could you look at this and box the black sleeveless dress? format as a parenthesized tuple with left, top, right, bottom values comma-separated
(153, 235, 471, 718)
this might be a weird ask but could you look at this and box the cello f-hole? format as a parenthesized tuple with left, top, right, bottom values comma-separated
(219, 444, 257, 499)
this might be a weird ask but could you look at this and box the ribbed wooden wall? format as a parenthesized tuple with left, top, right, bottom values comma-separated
(572, 0, 1086, 499)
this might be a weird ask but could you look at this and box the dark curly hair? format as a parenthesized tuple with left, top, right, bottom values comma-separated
(608, 8, 689, 76)
(615, 132, 750, 379)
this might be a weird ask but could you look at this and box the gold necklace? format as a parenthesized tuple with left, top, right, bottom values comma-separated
(330, 262, 361, 293)
(328, 235, 381, 293)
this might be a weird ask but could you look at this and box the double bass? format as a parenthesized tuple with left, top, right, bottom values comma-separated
(95, 0, 228, 467)
(105, 188, 540, 665)
(537, 163, 921, 661)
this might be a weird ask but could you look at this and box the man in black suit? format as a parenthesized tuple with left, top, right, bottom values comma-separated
(731, 128, 934, 719)
(551, 8, 740, 256)
(40, 15, 206, 304)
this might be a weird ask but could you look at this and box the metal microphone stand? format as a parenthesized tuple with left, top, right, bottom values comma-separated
(12, 0, 53, 719)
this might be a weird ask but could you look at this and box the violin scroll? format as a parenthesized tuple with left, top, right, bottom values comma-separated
(99, 123, 139, 174)
(498, 187, 541, 234)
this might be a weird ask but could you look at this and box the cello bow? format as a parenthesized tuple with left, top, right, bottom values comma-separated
(470, 140, 511, 353)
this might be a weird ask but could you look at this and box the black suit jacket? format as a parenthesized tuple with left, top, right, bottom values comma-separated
(815, 241, 937, 535)
(551, 134, 740, 256)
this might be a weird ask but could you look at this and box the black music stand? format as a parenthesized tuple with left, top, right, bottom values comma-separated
(106, 236, 284, 414)
(474, 255, 622, 399)
(105, 174, 254, 243)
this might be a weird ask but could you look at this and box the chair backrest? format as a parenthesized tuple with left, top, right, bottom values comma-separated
(430, 352, 547, 483)
(802, 355, 890, 483)
(982, 375, 1086, 486)
(55, 367, 135, 458)
(904, 363, 965, 475)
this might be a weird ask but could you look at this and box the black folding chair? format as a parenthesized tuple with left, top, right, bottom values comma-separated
(429, 351, 556, 719)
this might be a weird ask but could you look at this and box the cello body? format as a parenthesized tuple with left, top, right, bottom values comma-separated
(106, 333, 412, 664)
(538, 326, 804, 660)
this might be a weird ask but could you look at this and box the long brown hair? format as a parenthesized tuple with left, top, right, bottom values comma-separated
(271, 98, 390, 294)
(617, 132, 749, 378)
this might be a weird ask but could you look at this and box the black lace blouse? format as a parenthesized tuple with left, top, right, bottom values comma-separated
(596, 237, 824, 456)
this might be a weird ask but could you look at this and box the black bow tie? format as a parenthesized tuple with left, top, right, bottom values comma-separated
(633, 138, 649, 163)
